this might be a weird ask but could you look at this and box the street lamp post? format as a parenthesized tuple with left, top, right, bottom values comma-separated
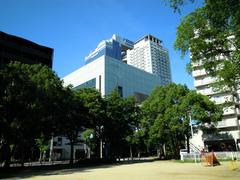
(100, 138, 103, 159)
(189, 113, 194, 138)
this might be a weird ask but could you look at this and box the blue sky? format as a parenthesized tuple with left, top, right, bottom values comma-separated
(0, 0, 203, 89)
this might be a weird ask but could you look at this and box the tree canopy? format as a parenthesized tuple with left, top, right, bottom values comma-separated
(173, 0, 240, 95)
(0, 62, 66, 167)
(141, 83, 222, 158)
(104, 90, 140, 159)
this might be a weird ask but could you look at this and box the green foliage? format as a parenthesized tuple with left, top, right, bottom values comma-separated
(0, 61, 65, 167)
(59, 87, 90, 164)
(165, 0, 195, 13)
(74, 88, 105, 158)
(105, 90, 140, 158)
(76, 88, 106, 133)
(0, 62, 141, 163)
(0, 62, 224, 163)
(141, 83, 222, 158)
(174, 0, 240, 96)
(180, 90, 222, 124)
(82, 129, 95, 152)
(35, 133, 49, 162)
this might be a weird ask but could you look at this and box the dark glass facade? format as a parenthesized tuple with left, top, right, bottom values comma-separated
(85, 40, 122, 64)
(0, 31, 53, 68)
(74, 78, 96, 90)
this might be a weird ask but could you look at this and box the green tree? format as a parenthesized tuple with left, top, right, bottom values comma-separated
(76, 88, 106, 158)
(82, 129, 95, 158)
(180, 90, 222, 152)
(142, 83, 189, 158)
(126, 129, 144, 160)
(141, 83, 221, 158)
(105, 91, 139, 159)
(0, 62, 65, 167)
(35, 133, 49, 162)
(171, 0, 240, 134)
(60, 88, 88, 165)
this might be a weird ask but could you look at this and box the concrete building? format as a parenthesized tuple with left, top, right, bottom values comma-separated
(64, 34, 171, 100)
(57, 34, 172, 160)
(85, 34, 134, 64)
(64, 55, 162, 101)
(127, 35, 172, 85)
(50, 133, 90, 161)
(0, 31, 53, 68)
(191, 62, 240, 151)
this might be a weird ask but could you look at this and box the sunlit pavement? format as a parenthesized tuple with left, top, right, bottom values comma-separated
(8, 160, 240, 180)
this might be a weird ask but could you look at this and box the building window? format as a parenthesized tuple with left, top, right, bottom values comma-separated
(57, 137, 62, 146)
(118, 86, 123, 97)
(74, 78, 96, 90)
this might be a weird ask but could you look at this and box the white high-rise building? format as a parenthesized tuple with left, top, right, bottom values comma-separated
(192, 62, 240, 151)
(64, 34, 172, 100)
(127, 35, 172, 85)
(63, 34, 170, 101)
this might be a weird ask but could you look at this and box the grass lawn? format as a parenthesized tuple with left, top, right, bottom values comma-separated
(4, 160, 240, 180)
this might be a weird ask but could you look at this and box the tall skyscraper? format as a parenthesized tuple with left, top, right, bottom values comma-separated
(127, 35, 172, 85)
(63, 34, 172, 102)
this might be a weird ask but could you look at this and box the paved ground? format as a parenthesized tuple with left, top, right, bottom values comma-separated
(7, 160, 240, 180)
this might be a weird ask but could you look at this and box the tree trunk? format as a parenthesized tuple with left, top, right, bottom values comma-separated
(129, 145, 133, 160)
(157, 146, 160, 158)
(163, 144, 166, 157)
(21, 143, 25, 167)
(70, 140, 74, 165)
(39, 151, 42, 163)
(2, 142, 11, 168)
(158, 144, 165, 159)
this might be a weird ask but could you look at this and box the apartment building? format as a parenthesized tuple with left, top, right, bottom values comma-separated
(192, 62, 240, 151)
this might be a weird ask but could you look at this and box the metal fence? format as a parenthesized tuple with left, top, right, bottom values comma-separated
(181, 151, 240, 162)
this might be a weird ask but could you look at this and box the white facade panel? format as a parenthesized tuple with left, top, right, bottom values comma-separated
(63, 56, 105, 95)
(217, 116, 238, 128)
(63, 55, 162, 98)
(127, 35, 171, 85)
(192, 68, 207, 77)
(105, 56, 162, 97)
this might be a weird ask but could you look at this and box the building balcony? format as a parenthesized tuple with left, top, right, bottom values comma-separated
(223, 106, 236, 116)
(217, 116, 238, 128)
(194, 78, 216, 87)
(192, 69, 207, 77)
(196, 88, 217, 96)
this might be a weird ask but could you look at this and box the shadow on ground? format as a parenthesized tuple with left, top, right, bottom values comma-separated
(0, 158, 159, 179)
